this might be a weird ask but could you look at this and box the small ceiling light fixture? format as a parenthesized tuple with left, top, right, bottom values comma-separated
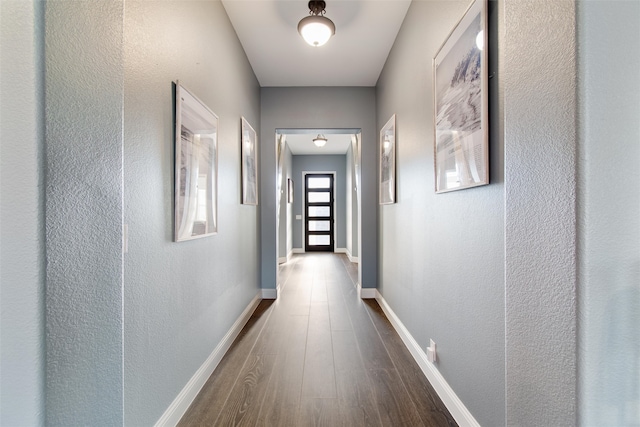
(313, 134, 328, 147)
(298, 1, 335, 47)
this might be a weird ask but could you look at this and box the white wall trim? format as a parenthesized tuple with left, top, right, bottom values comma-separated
(154, 293, 261, 427)
(375, 291, 481, 427)
(261, 284, 279, 300)
(357, 283, 377, 299)
(279, 250, 296, 265)
(335, 247, 359, 263)
(292, 248, 304, 254)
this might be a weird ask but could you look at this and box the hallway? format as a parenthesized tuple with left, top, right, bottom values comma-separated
(178, 254, 457, 426)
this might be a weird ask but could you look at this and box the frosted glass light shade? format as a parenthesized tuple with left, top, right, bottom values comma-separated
(313, 134, 328, 147)
(298, 15, 335, 47)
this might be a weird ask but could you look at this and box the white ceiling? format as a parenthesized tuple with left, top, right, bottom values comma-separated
(221, 0, 411, 87)
(285, 133, 352, 155)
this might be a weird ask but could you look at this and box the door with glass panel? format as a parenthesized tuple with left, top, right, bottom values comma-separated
(305, 173, 334, 252)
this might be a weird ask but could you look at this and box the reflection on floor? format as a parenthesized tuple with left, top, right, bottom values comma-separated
(179, 253, 457, 426)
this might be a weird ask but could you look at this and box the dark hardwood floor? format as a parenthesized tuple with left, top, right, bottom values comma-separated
(178, 253, 457, 426)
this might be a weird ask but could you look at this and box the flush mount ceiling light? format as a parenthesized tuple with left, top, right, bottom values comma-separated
(313, 134, 328, 147)
(298, 1, 335, 47)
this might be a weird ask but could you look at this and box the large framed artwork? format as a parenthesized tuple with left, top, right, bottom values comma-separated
(241, 117, 258, 205)
(433, 0, 488, 193)
(379, 114, 396, 204)
(174, 81, 218, 241)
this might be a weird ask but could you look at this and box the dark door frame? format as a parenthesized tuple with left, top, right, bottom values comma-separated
(303, 172, 335, 252)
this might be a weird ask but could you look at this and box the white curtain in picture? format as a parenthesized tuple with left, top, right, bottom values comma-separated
(242, 131, 257, 205)
(177, 129, 201, 240)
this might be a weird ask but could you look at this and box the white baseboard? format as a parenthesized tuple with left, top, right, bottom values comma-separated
(335, 248, 359, 263)
(154, 293, 261, 427)
(375, 291, 481, 427)
(357, 283, 377, 299)
(286, 249, 358, 264)
(278, 251, 295, 264)
(261, 285, 279, 300)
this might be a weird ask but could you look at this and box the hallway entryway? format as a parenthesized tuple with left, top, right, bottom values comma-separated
(179, 254, 457, 426)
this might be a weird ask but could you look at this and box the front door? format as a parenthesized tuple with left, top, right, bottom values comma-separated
(304, 173, 334, 252)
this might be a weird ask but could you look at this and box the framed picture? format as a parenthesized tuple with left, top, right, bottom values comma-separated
(287, 178, 293, 203)
(379, 114, 396, 204)
(433, 0, 488, 193)
(174, 81, 218, 241)
(241, 117, 258, 205)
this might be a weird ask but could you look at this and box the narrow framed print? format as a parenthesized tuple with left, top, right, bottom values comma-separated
(434, 0, 488, 193)
(379, 114, 396, 204)
(174, 81, 218, 241)
(287, 178, 294, 204)
(241, 117, 258, 205)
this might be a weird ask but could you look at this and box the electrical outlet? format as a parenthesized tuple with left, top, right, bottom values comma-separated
(427, 339, 437, 363)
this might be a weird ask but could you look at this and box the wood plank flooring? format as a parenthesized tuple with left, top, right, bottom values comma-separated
(178, 253, 458, 427)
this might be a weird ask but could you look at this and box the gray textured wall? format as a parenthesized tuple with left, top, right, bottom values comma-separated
(44, 1, 125, 424)
(379, 1, 638, 424)
(375, 1, 505, 425)
(504, 0, 577, 425)
(291, 155, 347, 251)
(578, 1, 640, 425)
(260, 87, 377, 290)
(123, 1, 261, 424)
(0, 1, 45, 424)
(23, 1, 261, 425)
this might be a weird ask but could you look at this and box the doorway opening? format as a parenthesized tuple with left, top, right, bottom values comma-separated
(275, 129, 362, 292)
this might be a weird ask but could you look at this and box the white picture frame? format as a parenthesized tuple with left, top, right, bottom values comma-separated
(174, 81, 218, 241)
(241, 117, 258, 205)
(434, 0, 488, 193)
(379, 114, 396, 204)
